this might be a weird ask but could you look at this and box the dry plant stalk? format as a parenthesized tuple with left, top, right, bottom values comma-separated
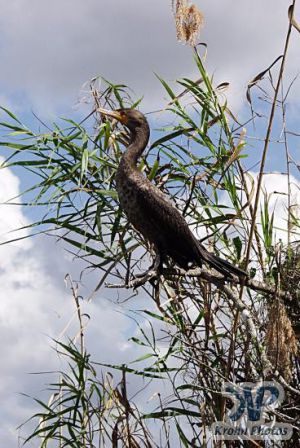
(265, 298, 298, 381)
(172, 0, 204, 45)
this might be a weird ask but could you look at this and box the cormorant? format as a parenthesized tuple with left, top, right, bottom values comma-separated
(98, 107, 246, 280)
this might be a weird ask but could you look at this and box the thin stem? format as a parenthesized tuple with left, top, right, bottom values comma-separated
(281, 91, 292, 246)
(244, 1, 297, 270)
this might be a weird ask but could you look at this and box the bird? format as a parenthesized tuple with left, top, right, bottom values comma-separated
(97, 107, 247, 280)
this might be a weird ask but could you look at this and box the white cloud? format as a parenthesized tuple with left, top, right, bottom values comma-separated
(0, 163, 138, 446)
(0, 163, 30, 244)
(221, 171, 300, 246)
(0, 0, 298, 115)
(254, 171, 300, 242)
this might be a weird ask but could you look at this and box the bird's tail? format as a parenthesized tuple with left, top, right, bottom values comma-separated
(197, 244, 247, 280)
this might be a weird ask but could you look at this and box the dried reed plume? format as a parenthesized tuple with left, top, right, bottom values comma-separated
(265, 299, 298, 381)
(172, 0, 204, 46)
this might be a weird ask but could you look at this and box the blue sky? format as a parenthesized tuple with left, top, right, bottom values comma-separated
(0, 0, 300, 445)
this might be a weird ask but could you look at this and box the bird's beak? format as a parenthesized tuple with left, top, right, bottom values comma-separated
(97, 107, 128, 124)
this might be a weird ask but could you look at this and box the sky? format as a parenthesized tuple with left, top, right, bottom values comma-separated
(0, 0, 300, 445)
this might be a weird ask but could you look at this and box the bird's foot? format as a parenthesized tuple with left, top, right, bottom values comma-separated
(106, 255, 162, 289)
(105, 269, 158, 289)
(135, 253, 162, 278)
(131, 269, 159, 288)
(132, 254, 162, 284)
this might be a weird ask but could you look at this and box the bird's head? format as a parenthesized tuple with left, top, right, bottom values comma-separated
(97, 107, 147, 132)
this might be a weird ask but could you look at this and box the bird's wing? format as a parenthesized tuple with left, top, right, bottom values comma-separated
(134, 182, 247, 278)
(135, 183, 198, 264)
(137, 184, 189, 234)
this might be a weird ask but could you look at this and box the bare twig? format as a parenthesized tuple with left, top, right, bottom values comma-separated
(244, 1, 297, 271)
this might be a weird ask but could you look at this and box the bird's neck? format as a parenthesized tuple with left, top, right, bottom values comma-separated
(122, 122, 150, 167)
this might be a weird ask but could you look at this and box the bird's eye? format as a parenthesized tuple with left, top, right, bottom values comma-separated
(118, 110, 128, 124)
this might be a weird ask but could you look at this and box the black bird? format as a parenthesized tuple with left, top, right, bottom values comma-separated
(98, 107, 246, 280)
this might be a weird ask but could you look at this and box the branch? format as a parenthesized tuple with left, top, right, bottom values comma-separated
(106, 265, 292, 301)
(165, 267, 293, 301)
